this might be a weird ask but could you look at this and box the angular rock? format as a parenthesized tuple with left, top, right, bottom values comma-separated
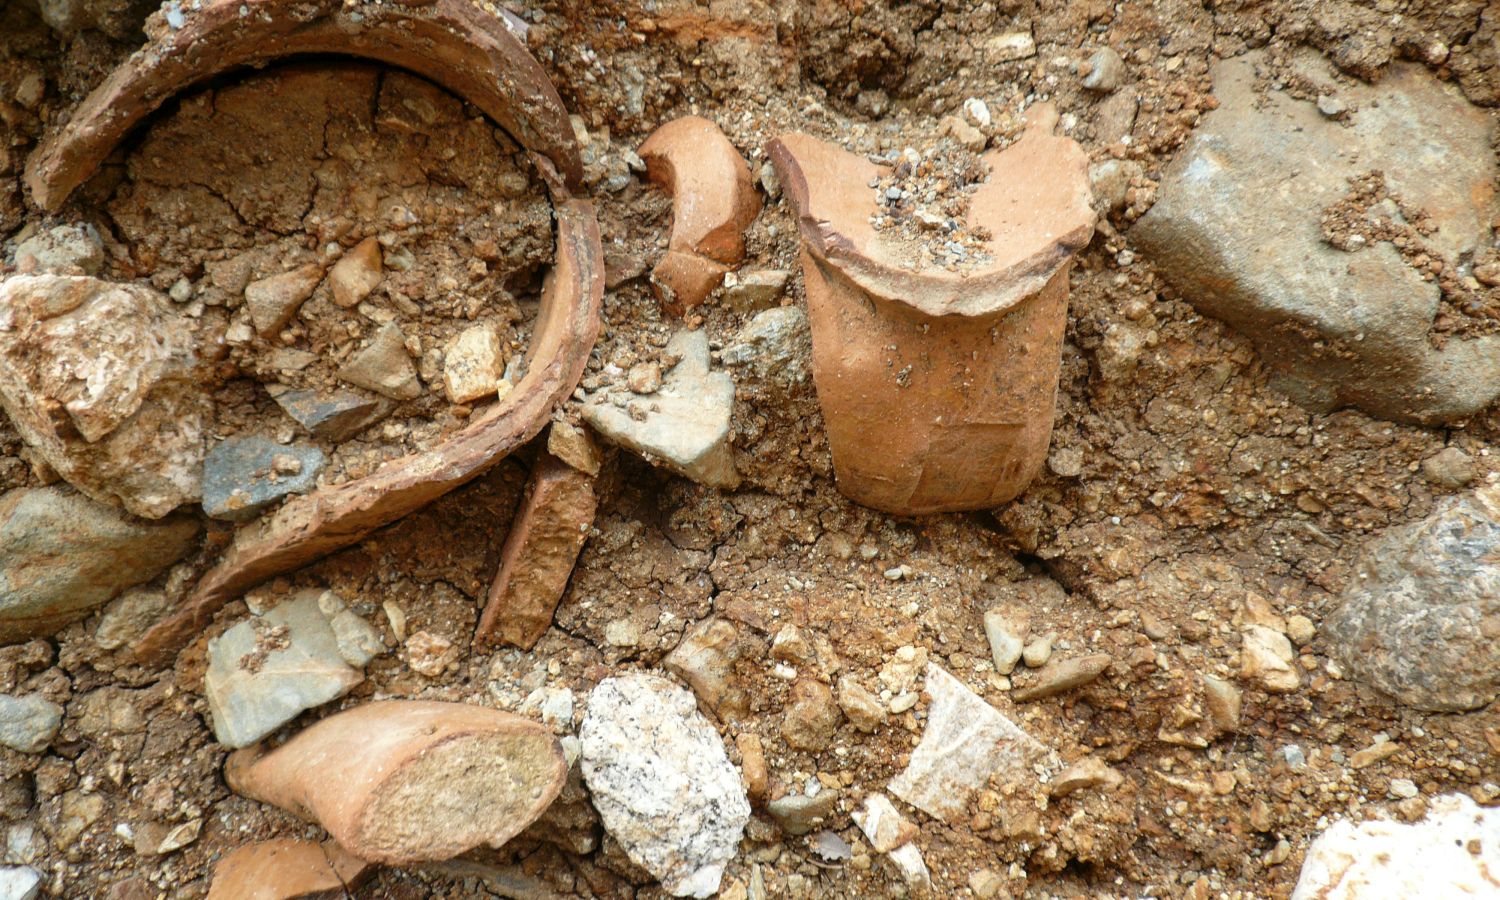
(337, 322, 421, 401)
(1050, 757, 1124, 798)
(722, 269, 789, 313)
(1291, 793, 1498, 899)
(637, 116, 762, 313)
(982, 608, 1026, 675)
(546, 420, 602, 477)
(0, 867, 40, 900)
(769, 105, 1095, 514)
(663, 616, 744, 718)
(718, 306, 810, 384)
(94, 587, 172, 651)
(887, 844, 932, 889)
(579, 674, 750, 898)
(1012, 653, 1113, 701)
(1325, 485, 1500, 710)
(0, 487, 198, 643)
(205, 589, 383, 748)
(889, 663, 1051, 821)
(475, 453, 596, 650)
(1202, 673, 1242, 734)
(206, 838, 371, 900)
(443, 324, 507, 404)
(328, 237, 383, 309)
(583, 329, 739, 489)
(245, 263, 324, 336)
(0, 274, 207, 517)
(227, 700, 565, 865)
(0, 695, 63, 754)
(14, 223, 104, 276)
(1135, 51, 1500, 424)
(852, 793, 917, 853)
(835, 676, 886, 733)
(268, 386, 393, 442)
(781, 678, 839, 752)
(1239, 625, 1300, 694)
(766, 789, 838, 837)
(202, 436, 325, 522)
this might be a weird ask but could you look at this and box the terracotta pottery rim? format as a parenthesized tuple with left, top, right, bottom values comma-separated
(17, 0, 604, 664)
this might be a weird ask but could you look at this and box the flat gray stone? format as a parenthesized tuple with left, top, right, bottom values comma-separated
(1325, 485, 1500, 711)
(0, 695, 63, 754)
(583, 330, 739, 489)
(202, 435, 325, 522)
(269, 386, 393, 442)
(337, 321, 422, 401)
(205, 589, 383, 748)
(0, 487, 199, 644)
(1136, 50, 1500, 424)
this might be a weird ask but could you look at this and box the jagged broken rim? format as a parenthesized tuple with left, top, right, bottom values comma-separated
(17, 0, 604, 664)
(767, 108, 1096, 319)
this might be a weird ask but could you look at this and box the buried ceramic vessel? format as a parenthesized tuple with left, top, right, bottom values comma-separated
(768, 106, 1095, 514)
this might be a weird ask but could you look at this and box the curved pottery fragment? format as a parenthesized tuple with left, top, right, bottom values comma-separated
(768, 106, 1095, 514)
(637, 115, 762, 313)
(224, 701, 567, 866)
(24, 0, 583, 207)
(20, 0, 604, 662)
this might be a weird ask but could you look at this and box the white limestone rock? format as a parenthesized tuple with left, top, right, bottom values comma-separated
(1292, 793, 1499, 899)
(889, 663, 1052, 821)
(0, 275, 207, 518)
(579, 674, 750, 898)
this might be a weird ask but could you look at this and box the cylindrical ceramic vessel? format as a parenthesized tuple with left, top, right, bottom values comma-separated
(770, 109, 1095, 514)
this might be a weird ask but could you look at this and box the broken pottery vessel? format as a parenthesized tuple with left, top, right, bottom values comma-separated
(769, 106, 1094, 514)
(638, 115, 762, 314)
(22, 0, 603, 663)
(225, 700, 566, 865)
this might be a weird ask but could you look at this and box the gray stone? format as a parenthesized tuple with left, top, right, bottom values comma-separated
(766, 789, 838, 836)
(201, 435, 324, 522)
(1082, 46, 1125, 92)
(1325, 485, 1500, 711)
(0, 487, 198, 643)
(583, 330, 739, 489)
(0, 275, 207, 517)
(205, 589, 383, 748)
(889, 663, 1052, 822)
(337, 322, 422, 401)
(718, 307, 810, 384)
(1088, 158, 1143, 213)
(1292, 793, 1498, 900)
(0, 866, 40, 900)
(93, 587, 171, 651)
(1135, 51, 1500, 424)
(0, 696, 63, 754)
(14, 224, 104, 276)
(579, 674, 750, 898)
(269, 386, 393, 442)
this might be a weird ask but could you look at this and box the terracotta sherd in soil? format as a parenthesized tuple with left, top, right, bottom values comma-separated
(205, 838, 370, 900)
(475, 451, 598, 650)
(768, 105, 1095, 514)
(638, 115, 762, 313)
(224, 700, 567, 865)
